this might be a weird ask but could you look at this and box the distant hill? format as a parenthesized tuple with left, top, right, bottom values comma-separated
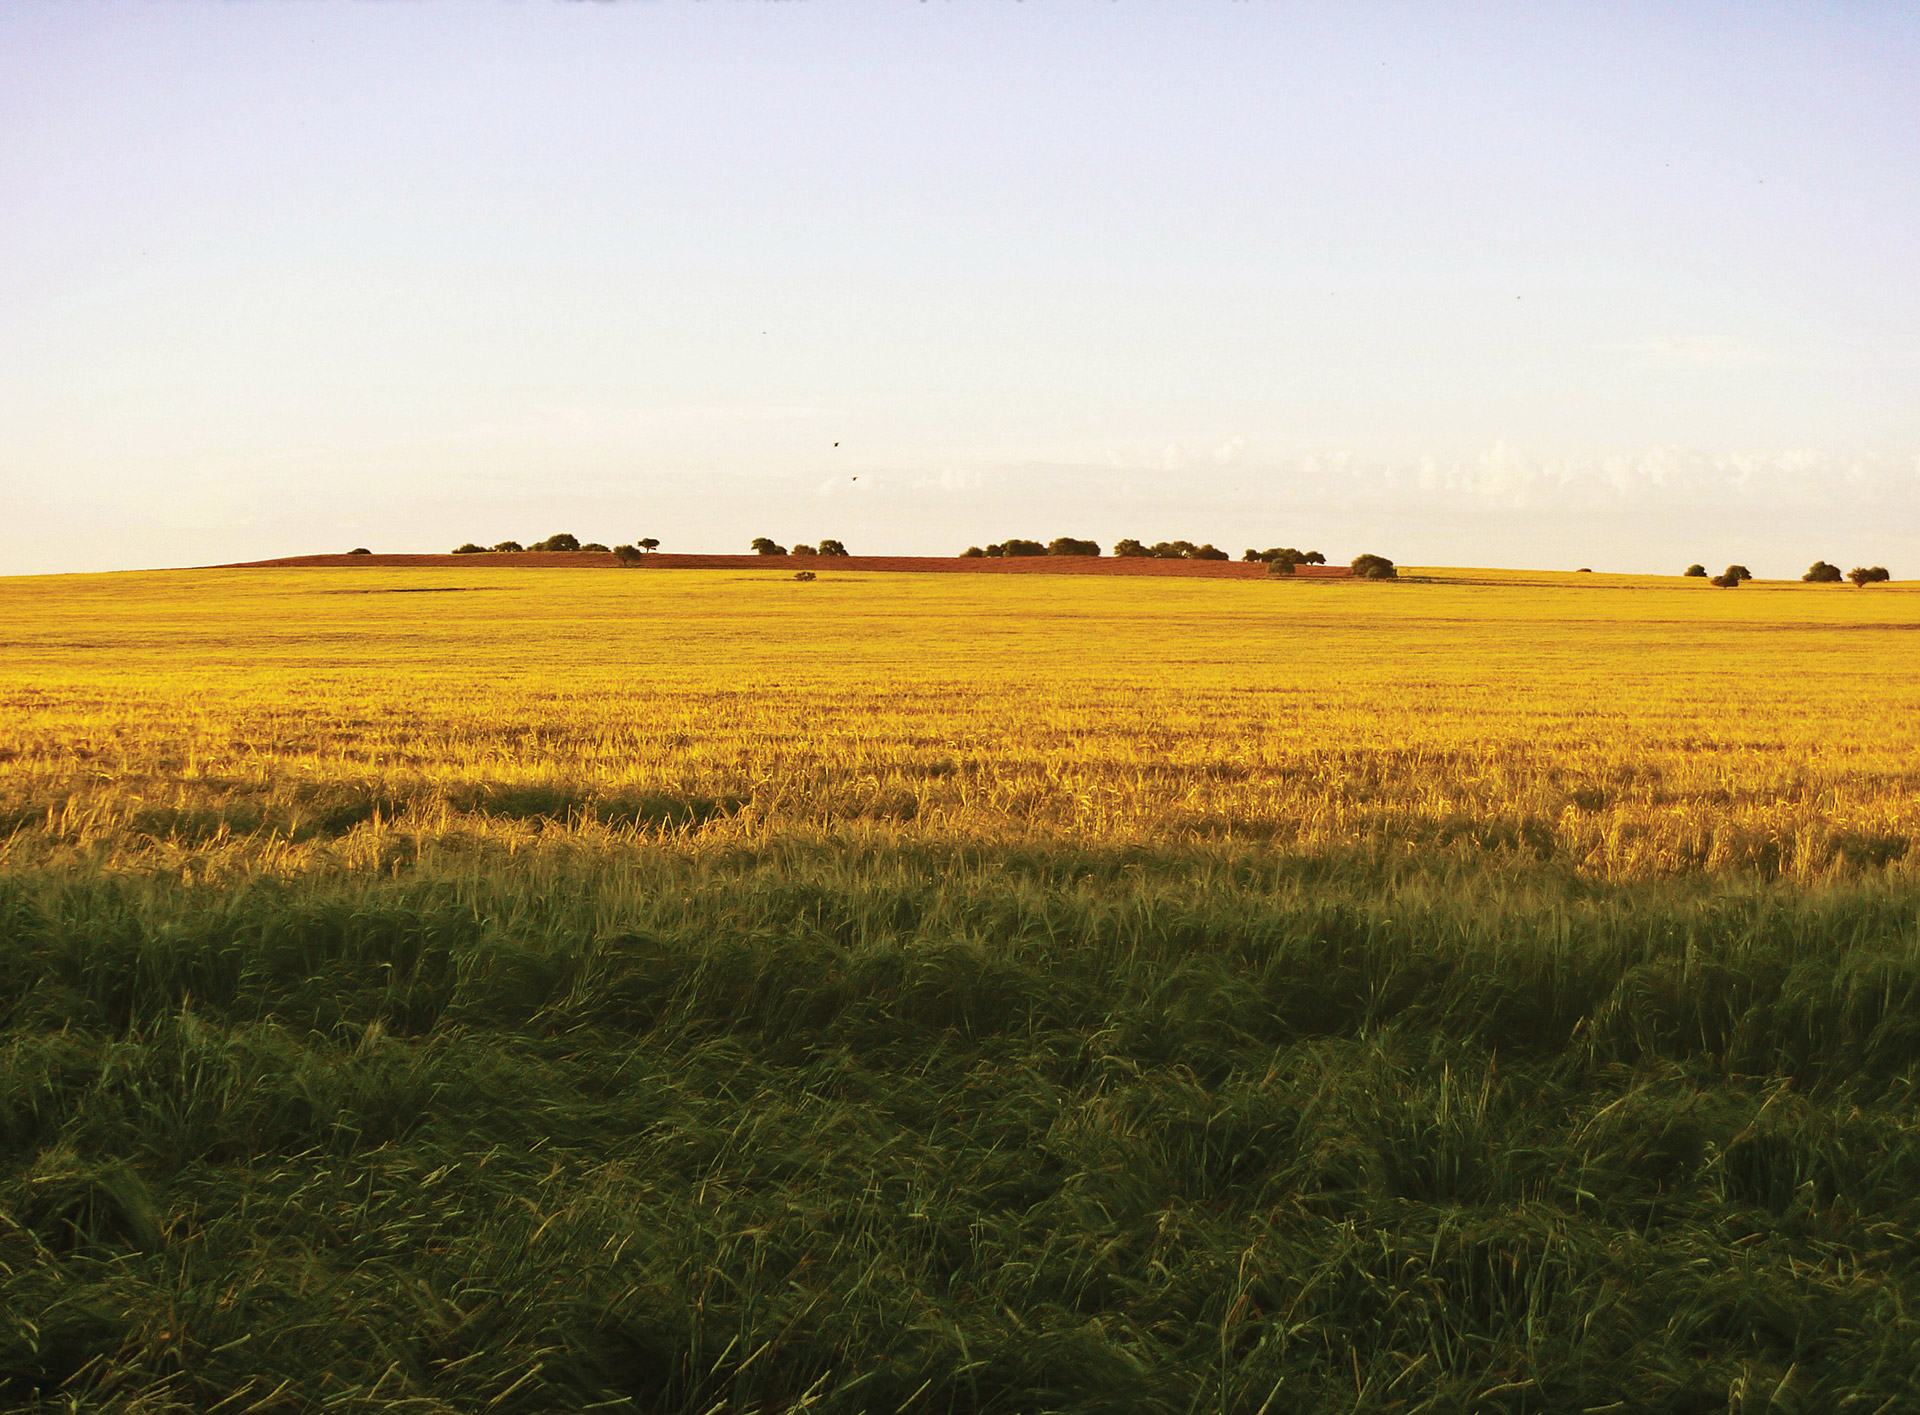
(220, 552, 1354, 578)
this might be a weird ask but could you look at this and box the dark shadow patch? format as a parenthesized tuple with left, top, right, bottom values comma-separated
(1825, 832, 1910, 871)
(443, 784, 743, 831)
(319, 587, 514, 596)
(1418, 816, 1560, 861)
(445, 783, 577, 821)
(126, 787, 410, 844)
(130, 805, 270, 844)
(850, 789, 920, 822)
(0, 804, 55, 837)
(1166, 816, 1298, 842)
(595, 793, 745, 830)
(288, 783, 411, 839)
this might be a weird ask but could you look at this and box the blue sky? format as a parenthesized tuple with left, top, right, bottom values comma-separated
(2, 1, 1916, 575)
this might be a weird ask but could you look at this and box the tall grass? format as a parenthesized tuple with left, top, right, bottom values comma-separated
(3, 567, 1919, 1410)
(5, 847, 1920, 1411)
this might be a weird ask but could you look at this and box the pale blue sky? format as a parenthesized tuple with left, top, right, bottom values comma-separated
(3, 1, 1915, 575)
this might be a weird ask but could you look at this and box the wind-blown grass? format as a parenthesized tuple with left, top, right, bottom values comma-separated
(6, 849, 1920, 1411)
(3, 567, 1919, 1410)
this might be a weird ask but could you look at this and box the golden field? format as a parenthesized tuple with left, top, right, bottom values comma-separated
(3, 563, 1916, 882)
(9, 563, 1920, 1413)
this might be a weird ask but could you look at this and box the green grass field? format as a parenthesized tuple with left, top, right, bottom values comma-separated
(4, 567, 1920, 1412)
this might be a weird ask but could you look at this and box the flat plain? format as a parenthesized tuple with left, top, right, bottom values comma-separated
(4, 565, 1920, 1412)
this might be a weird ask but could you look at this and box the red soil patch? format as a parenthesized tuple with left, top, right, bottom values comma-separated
(221, 552, 1353, 579)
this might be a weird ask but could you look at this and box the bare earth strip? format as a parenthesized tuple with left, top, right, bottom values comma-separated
(219, 551, 1352, 577)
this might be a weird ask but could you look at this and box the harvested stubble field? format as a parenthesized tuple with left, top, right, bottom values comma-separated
(3, 564, 1919, 1414)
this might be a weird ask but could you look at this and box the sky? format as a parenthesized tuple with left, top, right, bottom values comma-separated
(2, 1, 1916, 577)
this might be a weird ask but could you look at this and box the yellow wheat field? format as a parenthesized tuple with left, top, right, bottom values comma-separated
(3, 565, 1917, 883)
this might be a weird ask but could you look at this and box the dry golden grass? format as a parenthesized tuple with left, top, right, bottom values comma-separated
(3, 564, 1917, 881)
(9, 564, 1920, 1413)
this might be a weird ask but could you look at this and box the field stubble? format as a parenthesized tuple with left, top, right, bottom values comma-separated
(4, 566, 1919, 882)
(3, 566, 1920, 1412)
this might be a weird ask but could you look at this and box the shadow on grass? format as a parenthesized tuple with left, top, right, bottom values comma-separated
(441, 783, 745, 831)
(109, 783, 745, 844)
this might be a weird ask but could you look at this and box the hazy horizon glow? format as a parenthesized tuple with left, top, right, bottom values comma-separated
(3, 2, 1917, 577)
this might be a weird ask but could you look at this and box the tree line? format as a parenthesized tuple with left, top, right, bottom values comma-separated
(750, 538, 851, 557)
(955, 538, 1394, 578)
(449, 536, 861, 559)
(451, 533, 662, 558)
(1684, 561, 1894, 587)
(960, 538, 1250, 560)
(431, 533, 1404, 578)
